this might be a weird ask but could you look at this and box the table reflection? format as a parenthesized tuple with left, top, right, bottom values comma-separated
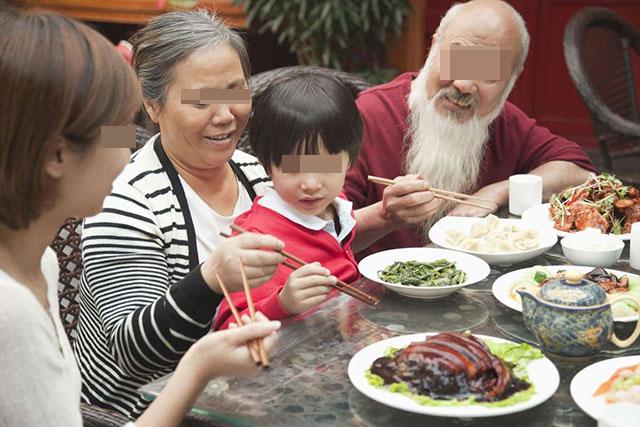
(141, 242, 637, 427)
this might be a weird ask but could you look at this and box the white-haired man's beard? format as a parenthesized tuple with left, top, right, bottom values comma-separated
(405, 58, 512, 239)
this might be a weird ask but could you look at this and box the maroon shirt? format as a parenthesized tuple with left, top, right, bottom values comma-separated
(344, 72, 595, 258)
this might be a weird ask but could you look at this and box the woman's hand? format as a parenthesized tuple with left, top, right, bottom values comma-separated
(202, 232, 286, 293)
(137, 313, 280, 427)
(278, 262, 336, 315)
(180, 312, 280, 381)
(380, 175, 442, 230)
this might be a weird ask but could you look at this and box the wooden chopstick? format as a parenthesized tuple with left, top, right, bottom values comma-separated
(229, 224, 380, 306)
(238, 259, 269, 368)
(367, 175, 496, 209)
(215, 273, 261, 366)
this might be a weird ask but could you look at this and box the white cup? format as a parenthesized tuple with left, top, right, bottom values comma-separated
(509, 174, 543, 216)
(631, 222, 640, 271)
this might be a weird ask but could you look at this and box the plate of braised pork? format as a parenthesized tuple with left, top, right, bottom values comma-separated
(492, 266, 640, 322)
(348, 331, 559, 417)
(521, 173, 639, 240)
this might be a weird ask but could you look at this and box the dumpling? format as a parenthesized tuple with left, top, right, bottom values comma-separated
(469, 222, 489, 238)
(514, 238, 538, 250)
(461, 237, 483, 252)
(486, 214, 501, 229)
(501, 224, 520, 234)
(445, 229, 465, 246)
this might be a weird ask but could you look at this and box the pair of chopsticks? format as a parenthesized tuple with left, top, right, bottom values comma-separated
(367, 175, 497, 210)
(220, 224, 380, 306)
(215, 259, 269, 368)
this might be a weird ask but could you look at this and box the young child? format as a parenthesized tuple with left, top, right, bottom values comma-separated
(214, 74, 364, 330)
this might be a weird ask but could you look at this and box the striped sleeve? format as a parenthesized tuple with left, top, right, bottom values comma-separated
(81, 184, 222, 378)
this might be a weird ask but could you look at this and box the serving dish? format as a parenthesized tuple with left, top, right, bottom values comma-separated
(358, 248, 490, 299)
(429, 216, 557, 265)
(348, 332, 559, 417)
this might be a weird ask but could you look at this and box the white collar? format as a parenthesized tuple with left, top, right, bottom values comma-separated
(258, 187, 355, 242)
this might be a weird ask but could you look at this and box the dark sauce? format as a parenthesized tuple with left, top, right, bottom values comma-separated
(371, 355, 531, 402)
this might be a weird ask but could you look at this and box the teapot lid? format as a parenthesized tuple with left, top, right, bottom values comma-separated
(539, 271, 606, 307)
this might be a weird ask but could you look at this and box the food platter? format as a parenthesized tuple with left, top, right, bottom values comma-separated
(521, 203, 632, 240)
(492, 265, 640, 322)
(429, 216, 557, 265)
(358, 248, 490, 299)
(348, 333, 559, 418)
(570, 355, 640, 420)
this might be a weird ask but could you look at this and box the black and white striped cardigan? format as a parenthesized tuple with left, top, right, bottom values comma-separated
(73, 135, 271, 418)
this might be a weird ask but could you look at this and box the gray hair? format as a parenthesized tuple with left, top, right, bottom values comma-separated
(434, 1, 530, 76)
(130, 9, 251, 108)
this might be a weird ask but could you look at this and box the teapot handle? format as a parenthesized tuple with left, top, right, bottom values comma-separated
(609, 294, 640, 348)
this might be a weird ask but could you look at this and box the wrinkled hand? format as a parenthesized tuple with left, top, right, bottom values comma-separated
(279, 262, 336, 315)
(202, 233, 286, 292)
(380, 175, 442, 230)
(183, 312, 280, 380)
(447, 183, 503, 217)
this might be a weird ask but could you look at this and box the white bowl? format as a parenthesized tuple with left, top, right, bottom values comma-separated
(358, 247, 490, 299)
(428, 216, 558, 265)
(561, 233, 624, 267)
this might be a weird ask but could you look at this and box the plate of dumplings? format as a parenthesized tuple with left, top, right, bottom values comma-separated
(429, 215, 558, 265)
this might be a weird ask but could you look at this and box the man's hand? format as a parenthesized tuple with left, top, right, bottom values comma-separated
(380, 175, 442, 230)
(447, 181, 506, 217)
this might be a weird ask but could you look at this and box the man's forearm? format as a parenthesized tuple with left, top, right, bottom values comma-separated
(352, 202, 394, 253)
(529, 160, 592, 200)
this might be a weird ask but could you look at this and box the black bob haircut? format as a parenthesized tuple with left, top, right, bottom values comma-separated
(249, 73, 363, 173)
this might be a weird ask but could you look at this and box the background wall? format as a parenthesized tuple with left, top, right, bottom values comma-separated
(423, 0, 640, 147)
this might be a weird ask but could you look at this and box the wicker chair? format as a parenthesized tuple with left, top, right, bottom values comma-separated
(237, 65, 373, 155)
(563, 7, 640, 181)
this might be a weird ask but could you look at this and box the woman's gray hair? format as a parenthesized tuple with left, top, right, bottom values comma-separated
(130, 9, 251, 108)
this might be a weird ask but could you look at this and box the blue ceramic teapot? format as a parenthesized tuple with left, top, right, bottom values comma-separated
(517, 271, 640, 357)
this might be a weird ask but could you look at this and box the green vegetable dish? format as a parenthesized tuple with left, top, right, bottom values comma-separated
(378, 259, 467, 287)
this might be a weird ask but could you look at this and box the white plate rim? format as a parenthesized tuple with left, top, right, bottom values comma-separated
(491, 265, 640, 322)
(358, 247, 491, 291)
(348, 332, 559, 418)
(521, 203, 632, 241)
(427, 216, 558, 265)
(570, 355, 640, 420)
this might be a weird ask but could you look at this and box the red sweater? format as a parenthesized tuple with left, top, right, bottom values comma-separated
(213, 196, 360, 330)
(343, 72, 596, 259)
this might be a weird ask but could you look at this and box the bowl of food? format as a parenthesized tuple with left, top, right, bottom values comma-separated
(521, 173, 640, 239)
(358, 248, 490, 299)
(429, 215, 557, 265)
(561, 228, 625, 267)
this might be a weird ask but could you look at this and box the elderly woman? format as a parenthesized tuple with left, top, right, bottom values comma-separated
(0, 6, 281, 427)
(73, 10, 295, 418)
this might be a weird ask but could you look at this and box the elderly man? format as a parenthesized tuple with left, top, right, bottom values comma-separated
(348, 0, 595, 258)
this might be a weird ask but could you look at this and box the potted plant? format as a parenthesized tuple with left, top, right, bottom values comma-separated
(234, 0, 411, 84)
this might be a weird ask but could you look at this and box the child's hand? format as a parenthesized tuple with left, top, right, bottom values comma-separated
(180, 312, 280, 380)
(278, 262, 337, 315)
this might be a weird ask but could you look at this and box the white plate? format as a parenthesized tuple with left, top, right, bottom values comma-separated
(358, 248, 490, 299)
(570, 356, 640, 420)
(348, 333, 560, 417)
(428, 216, 558, 265)
(521, 203, 632, 241)
(492, 265, 640, 322)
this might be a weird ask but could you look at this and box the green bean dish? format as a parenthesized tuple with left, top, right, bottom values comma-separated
(378, 259, 467, 287)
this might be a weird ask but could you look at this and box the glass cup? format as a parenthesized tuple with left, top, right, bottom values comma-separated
(509, 174, 542, 216)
